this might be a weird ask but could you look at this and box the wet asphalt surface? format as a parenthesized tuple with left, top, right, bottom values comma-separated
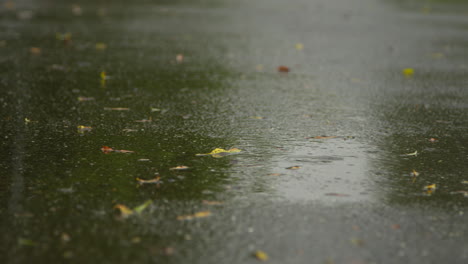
(1, 0, 468, 263)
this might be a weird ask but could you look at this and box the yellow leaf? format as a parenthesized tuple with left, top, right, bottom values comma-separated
(411, 169, 419, 183)
(254, 250, 269, 261)
(295, 43, 304, 51)
(100, 71, 107, 80)
(114, 204, 134, 218)
(77, 125, 92, 133)
(403, 68, 414, 77)
(196, 148, 241, 157)
(193, 211, 211, 218)
(424, 184, 436, 190)
(114, 200, 152, 218)
(177, 210, 211, 220)
(286, 166, 301, 170)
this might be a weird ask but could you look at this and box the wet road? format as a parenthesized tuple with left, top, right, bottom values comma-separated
(1, 0, 468, 263)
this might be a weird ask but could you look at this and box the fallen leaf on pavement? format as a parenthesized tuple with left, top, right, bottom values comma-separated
(133, 200, 152, 214)
(286, 166, 301, 170)
(123, 129, 138, 132)
(177, 211, 211, 220)
(423, 184, 437, 195)
(29, 47, 41, 55)
(101, 146, 114, 153)
(403, 68, 414, 77)
(136, 177, 160, 184)
(170, 166, 190, 171)
(77, 96, 95, 102)
(423, 184, 436, 191)
(295, 43, 304, 50)
(278, 66, 290, 73)
(176, 54, 184, 63)
(101, 146, 134, 154)
(114, 200, 152, 218)
(196, 148, 241, 158)
(403, 151, 418, 156)
(77, 125, 92, 133)
(114, 149, 135, 153)
(254, 250, 269, 261)
(114, 204, 134, 218)
(410, 169, 419, 183)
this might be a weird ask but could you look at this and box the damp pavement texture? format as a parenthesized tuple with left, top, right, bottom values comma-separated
(1, 0, 468, 263)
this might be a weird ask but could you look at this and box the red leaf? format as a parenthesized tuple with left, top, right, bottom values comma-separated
(101, 146, 114, 154)
(277, 66, 290, 73)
